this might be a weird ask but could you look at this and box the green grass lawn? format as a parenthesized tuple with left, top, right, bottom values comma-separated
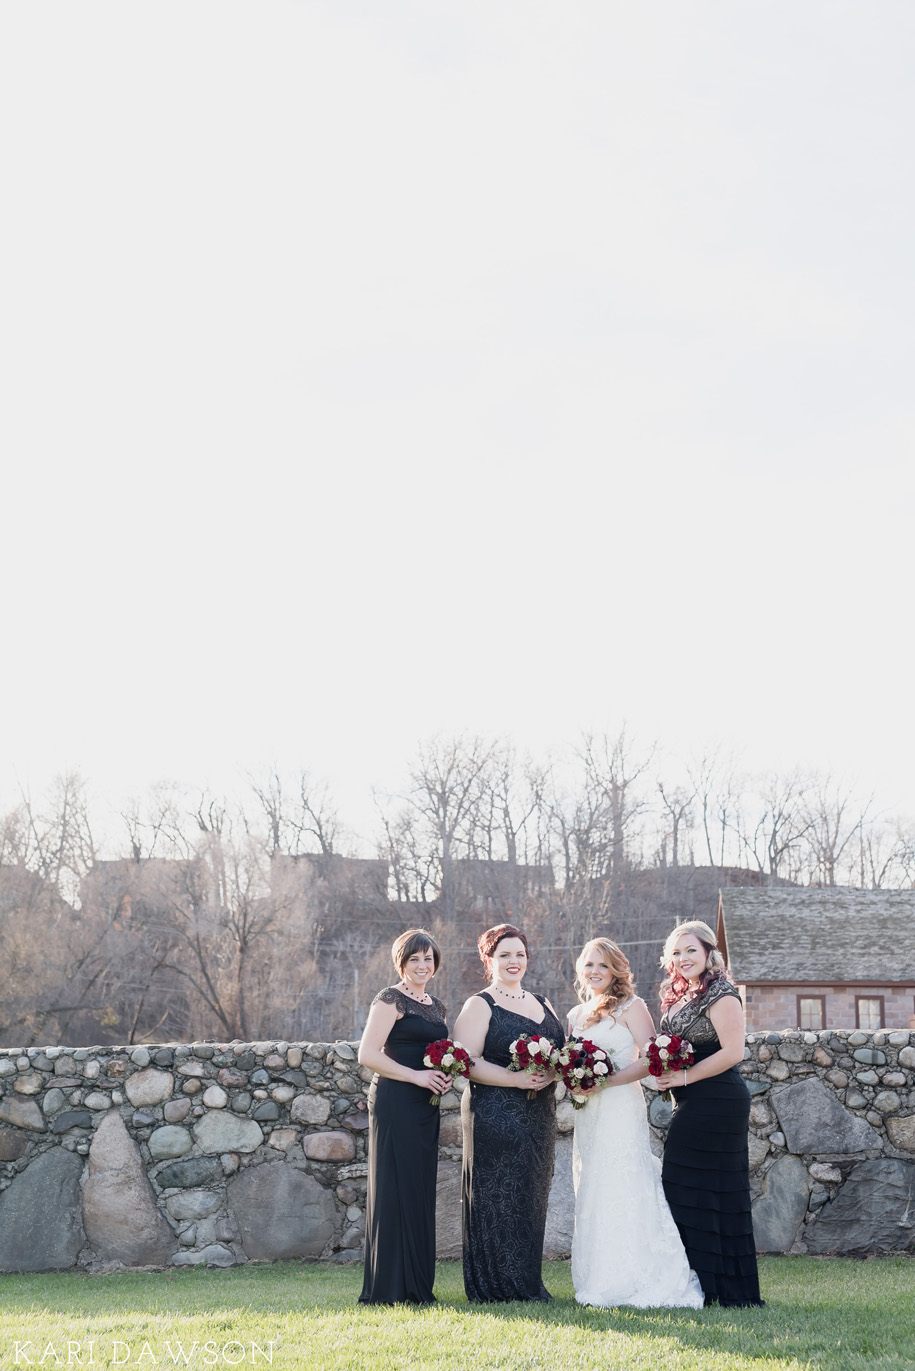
(0, 1257, 912, 1371)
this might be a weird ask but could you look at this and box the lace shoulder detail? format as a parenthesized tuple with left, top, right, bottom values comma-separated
(661, 977, 740, 1043)
(699, 978, 741, 1010)
(371, 986, 447, 1023)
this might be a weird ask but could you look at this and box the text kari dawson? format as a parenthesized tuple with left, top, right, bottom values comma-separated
(10, 1341, 277, 1366)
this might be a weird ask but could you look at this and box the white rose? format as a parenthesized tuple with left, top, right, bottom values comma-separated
(528, 1040, 541, 1055)
(573, 1067, 585, 1078)
(423, 1055, 433, 1067)
(510, 1039, 519, 1053)
(442, 1053, 454, 1067)
(593, 1049, 607, 1060)
(594, 1062, 609, 1075)
(655, 1035, 671, 1048)
(539, 1037, 552, 1054)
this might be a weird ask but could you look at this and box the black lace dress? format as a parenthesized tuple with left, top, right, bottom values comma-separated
(461, 992, 564, 1302)
(360, 987, 448, 1304)
(661, 979, 763, 1307)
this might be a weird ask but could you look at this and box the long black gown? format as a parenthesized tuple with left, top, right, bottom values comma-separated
(360, 986, 447, 1304)
(461, 992, 563, 1302)
(661, 978, 763, 1307)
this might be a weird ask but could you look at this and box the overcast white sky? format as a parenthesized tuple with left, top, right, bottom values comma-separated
(1, 1, 913, 849)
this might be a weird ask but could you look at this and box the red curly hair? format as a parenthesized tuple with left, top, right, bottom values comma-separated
(477, 923, 529, 976)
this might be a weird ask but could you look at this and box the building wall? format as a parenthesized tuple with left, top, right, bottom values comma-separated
(742, 984, 915, 1032)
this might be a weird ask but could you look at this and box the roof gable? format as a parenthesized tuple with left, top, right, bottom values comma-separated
(718, 888, 915, 983)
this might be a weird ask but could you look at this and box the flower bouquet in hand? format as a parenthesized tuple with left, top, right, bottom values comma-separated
(508, 1033, 555, 1099)
(553, 1037, 614, 1108)
(422, 1039, 473, 1105)
(645, 1033, 694, 1102)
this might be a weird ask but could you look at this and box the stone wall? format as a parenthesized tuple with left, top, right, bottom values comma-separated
(0, 1040, 372, 1272)
(0, 1031, 913, 1272)
(646, 1028, 915, 1256)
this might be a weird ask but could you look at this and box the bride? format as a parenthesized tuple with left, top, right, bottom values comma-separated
(567, 937, 704, 1308)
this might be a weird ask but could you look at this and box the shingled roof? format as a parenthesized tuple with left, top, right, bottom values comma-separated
(717, 887, 915, 984)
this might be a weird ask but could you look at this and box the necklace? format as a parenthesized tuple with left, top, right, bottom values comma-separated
(491, 982, 527, 1002)
(399, 980, 431, 1004)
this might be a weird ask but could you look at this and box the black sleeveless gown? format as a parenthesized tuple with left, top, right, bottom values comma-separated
(661, 980, 763, 1307)
(461, 991, 563, 1302)
(360, 987, 447, 1304)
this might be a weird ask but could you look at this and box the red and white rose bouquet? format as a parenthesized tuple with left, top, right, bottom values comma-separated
(508, 1033, 556, 1098)
(645, 1032, 694, 1101)
(553, 1037, 614, 1108)
(422, 1038, 473, 1105)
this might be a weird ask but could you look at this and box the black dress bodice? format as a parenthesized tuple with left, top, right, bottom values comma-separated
(359, 985, 448, 1305)
(372, 986, 448, 1071)
(661, 978, 741, 1057)
(461, 991, 564, 1303)
(659, 977, 762, 1307)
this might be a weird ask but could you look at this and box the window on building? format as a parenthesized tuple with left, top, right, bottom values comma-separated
(797, 996, 825, 1030)
(855, 996, 884, 1030)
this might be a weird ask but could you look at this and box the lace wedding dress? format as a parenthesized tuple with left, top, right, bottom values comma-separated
(570, 1001, 705, 1308)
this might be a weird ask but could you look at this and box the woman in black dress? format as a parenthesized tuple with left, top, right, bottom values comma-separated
(453, 923, 564, 1303)
(357, 928, 451, 1304)
(654, 920, 763, 1307)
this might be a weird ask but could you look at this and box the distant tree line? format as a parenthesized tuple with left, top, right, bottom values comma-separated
(1, 733, 912, 1048)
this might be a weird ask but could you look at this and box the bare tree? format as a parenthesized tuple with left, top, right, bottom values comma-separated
(407, 735, 495, 925)
(687, 748, 742, 869)
(580, 728, 654, 911)
(249, 769, 341, 858)
(656, 781, 694, 869)
(802, 777, 871, 886)
(738, 771, 814, 884)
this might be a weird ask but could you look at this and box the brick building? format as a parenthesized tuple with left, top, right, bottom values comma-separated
(716, 887, 915, 1031)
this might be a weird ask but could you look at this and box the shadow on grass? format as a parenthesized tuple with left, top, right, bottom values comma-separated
(0, 1257, 913, 1371)
(438, 1256, 915, 1371)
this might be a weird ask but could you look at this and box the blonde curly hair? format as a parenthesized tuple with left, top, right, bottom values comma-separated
(659, 920, 730, 1010)
(574, 938, 636, 1028)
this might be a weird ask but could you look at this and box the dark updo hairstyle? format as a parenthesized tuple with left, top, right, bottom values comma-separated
(477, 922, 530, 978)
(391, 927, 441, 977)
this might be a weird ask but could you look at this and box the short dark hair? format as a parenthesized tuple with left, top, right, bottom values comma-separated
(391, 927, 441, 976)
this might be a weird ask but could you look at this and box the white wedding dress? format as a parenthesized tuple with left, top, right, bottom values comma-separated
(570, 1001, 705, 1308)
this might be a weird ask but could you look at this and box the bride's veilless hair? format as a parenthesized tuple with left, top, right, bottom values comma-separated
(659, 920, 731, 1011)
(477, 922, 529, 978)
(575, 938, 636, 1028)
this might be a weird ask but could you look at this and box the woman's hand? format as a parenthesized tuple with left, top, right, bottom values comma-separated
(525, 1068, 555, 1091)
(654, 1069, 685, 1090)
(415, 1068, 451, 1095)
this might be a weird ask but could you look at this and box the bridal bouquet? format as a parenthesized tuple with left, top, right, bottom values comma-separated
(508, 1033, 555, 1099)
(645, 1033, 694, 1102)
(553, 1037, 614, 1108)
(423, 1039, 474, 1105)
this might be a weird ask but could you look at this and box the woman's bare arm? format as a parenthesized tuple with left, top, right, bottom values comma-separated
(358, 1000, 450, 1094)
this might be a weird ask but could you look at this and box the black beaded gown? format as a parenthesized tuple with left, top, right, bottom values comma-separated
(461, 992, 564, 1302)
(661, 979, 763, 1307)
(360, 986, 447, 1305)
